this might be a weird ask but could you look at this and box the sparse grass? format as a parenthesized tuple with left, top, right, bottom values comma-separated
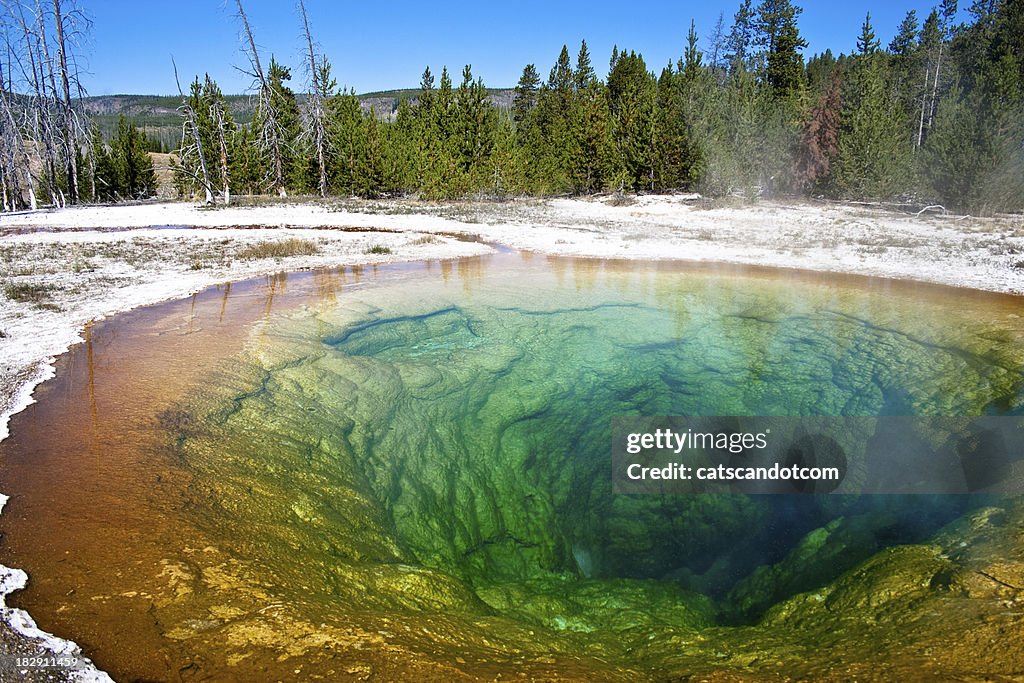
(606, 193, 636, 207)
(409, 234, 440, 245)
(853, 235, 926, 249)
(4, 281, 57, 304)
(1012, 260, 1024, 270)
(365, 245, 393, 255)
(236, 238, 321, 260)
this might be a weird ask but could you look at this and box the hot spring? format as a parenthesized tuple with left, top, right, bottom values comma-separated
(2, 251, 1023, 681)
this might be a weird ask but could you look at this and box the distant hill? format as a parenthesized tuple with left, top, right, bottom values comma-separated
(82, 94, 256, 151)
(82, 88, 515, 151)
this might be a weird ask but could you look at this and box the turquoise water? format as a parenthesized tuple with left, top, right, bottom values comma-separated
(166, 254, 1023, 629)
(6, 252, 1024, 679)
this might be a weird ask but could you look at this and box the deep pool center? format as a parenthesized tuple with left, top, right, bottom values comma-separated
(2, 250, 1023, 681)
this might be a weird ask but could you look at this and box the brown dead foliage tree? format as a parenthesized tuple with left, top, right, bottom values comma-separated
(795, 69, 842, 192)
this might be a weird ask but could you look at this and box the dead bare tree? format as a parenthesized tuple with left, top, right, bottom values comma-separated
(0, 53, 30, 210)
(173, 58, 213, 204)
(52, 0, 77, 202)
(33, 0, 61, 197)
(7, 0, 58, 204)
(297, 0, 327, 198)
(0, 0, 90, 210)
(234, 0, 286, 196)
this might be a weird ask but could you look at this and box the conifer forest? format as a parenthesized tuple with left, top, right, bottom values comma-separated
(1, 0, 1022, 213)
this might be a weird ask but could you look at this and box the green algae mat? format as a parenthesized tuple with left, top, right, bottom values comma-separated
(2, 252, 1023, 681)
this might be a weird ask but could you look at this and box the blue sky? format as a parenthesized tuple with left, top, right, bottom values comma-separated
(83, 1, 963, 96)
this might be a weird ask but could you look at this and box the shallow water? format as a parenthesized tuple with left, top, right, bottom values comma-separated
(2, 252, 1023, 681)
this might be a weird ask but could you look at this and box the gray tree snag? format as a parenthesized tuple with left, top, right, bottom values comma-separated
(0, 55, 29, 209)
(0, 0, 88, 210)
(298, 0, 328, 198)
(52, 0, 77, 203)
(234, 0, 286, 196)
(173, 58, 213, 204)
(8, 1, 57, 204)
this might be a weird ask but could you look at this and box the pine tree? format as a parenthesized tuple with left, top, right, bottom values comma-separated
(833, 51, 909, 199)
(437, 66, 455, 135)
(418, 66, 435, 113)
(890, 10, 919, 55)
(919, 0, 1024, 212)
(513, 64, 541, 124)
(419, 66, 460, 197)
(683, 19, 703, 80)
(488, 113, 527, 197)
(726, 0, 755, 72)
(327, 88, 365, 195)
(920, 84, 981, 208)
(857, 14, 880, 56)
(99, 115, 156, 200)
(357, 107, 384, 198)
(607, 50, 657, 190)
(549, 45, 574, 103)
(655, 64, 701, 190)
(409, 67, 437, 188)
(569, 77, 613, 193)
(455, 64, 497, 191)
(265, 58, 303, 190)
(575, 40, 595, 90)
(754, 0, 808, 100)
(806, 50, 839, 95)
(203, 75, 235, 204)
(888, 11, 920, 147)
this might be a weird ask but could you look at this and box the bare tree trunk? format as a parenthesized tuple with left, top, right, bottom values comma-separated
(26, 168, 36, 209)
(173, 58, 213, 204)
(218, 127, 230, 205)
(88, 141, 95, 200)
(52, 0, 78, 203)
(927, 41, 943, 131)
(235, 0, 285, 196)
(298, 0, 327, 198)
(34, 0, 62, 203)
(215, 114, 230, 205)
(9, 1, 58, 204)
(916, 62, 928, 148)
(0, 35, 29, 209)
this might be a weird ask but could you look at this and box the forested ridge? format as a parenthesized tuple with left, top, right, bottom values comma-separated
(1, 0, 1022, 213)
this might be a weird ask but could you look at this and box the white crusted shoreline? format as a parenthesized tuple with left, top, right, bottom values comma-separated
(0, 194, 1022, 681)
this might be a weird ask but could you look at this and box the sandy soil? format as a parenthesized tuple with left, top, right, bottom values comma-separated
(0, 194, 1022, 681)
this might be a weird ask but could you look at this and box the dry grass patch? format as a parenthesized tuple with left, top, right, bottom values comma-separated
(4, 281, 56, 303)
(236, 238, 320, 260)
